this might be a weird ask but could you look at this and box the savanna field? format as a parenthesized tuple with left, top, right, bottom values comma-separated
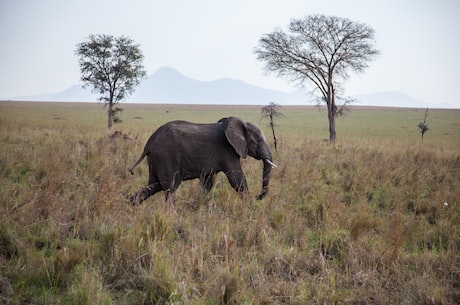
(0, 101, 459, 304)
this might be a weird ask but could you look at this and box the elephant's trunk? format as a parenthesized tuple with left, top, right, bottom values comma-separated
(256, 159, 276, 200)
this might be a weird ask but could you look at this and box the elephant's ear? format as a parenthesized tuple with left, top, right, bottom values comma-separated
(221, 117, 248, 158)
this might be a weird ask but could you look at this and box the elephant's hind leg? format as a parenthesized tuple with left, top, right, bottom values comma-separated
(132, 182, 162, 205)
(159, 171, 182, 212)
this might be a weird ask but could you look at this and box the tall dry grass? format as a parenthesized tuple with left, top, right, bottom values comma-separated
(0, 102, 459, 304)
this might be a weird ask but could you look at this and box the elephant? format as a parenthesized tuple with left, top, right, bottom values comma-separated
(129, 116, 276, 205)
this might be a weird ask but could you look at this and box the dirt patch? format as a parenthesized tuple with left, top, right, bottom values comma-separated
(51, 115, 66, 120)
(109, 131, 133, 140)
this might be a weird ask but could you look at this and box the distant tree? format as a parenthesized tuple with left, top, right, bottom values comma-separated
(255, 15, 380, 142)
(261, 102, 284, 152)
(75, 34, 146, 128)
(418, 108, 429, 141)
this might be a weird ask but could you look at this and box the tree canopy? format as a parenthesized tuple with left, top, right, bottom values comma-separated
(255, 15, 380, 142)
(75, 34, 146, 128)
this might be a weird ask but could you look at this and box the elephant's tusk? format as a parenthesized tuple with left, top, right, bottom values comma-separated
(265, 159, 277, 168)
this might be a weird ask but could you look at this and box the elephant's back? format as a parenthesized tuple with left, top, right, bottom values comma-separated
(145, 120, 225, 154)
(155, 120, 220, 139)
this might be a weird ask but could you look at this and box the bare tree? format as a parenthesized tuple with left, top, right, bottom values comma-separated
(261, 102, 284, 152)
(418, 108, 429, 141)
(75, 34, 147, 128)
(255, 15, 380, 142)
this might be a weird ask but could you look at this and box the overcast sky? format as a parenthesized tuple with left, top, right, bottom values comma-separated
(1, 0, 459, 107)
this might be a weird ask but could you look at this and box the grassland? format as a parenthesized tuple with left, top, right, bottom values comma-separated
(0, 101, 459, 304)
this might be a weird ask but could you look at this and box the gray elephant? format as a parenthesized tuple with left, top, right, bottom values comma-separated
(129, 116, 276, 205)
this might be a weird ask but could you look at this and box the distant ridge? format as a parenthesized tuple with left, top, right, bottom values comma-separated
(131, 67, 313, 105)
(5, 66, 452, 108)
(9, 66, 313, 105)
(353, 91, 427, 108)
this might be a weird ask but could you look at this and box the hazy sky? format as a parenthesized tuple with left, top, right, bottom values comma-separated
(1, 0, 459, 107)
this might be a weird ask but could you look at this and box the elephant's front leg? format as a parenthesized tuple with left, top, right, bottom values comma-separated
(225, 169, 248, 195)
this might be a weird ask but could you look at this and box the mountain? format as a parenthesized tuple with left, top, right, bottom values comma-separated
(53, 84, 99, 101)
(353, 91, 457, 109)
(6, 66, 445, 108)
(8, 67, 313, 105)
(131, 67, 313, 104)
(353, 91, 428, 108)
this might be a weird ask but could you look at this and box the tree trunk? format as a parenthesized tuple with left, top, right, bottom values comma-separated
(108, 105, 113, 129)
(326, 77, 336, 143)
(270, 121, 278, 152)
(328, 108, 336, 142)
(107, 91, 114, 129)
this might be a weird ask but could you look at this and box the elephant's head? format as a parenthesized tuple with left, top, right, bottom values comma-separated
(219, 117, 276, 199)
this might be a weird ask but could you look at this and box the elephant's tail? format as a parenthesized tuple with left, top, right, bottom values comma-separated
(129, 152, 147, 175)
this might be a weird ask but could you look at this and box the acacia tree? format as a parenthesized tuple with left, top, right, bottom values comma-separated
(261, 102, 284, 152)
(255, 15, 379, 142)
(75, 34, 146, 128)
(418, 108, 429, 141)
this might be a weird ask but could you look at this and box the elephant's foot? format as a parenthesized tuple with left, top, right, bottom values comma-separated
(130, 191, 147, 205)
(130, 183, 161, 205)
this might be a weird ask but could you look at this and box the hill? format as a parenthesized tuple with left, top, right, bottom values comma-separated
(131, 67, 313, 104)
(7, 66, 445, 107)
(15, 67, 314, 105)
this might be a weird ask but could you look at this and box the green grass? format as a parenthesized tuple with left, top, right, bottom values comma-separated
(0, 101, 459, 304)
